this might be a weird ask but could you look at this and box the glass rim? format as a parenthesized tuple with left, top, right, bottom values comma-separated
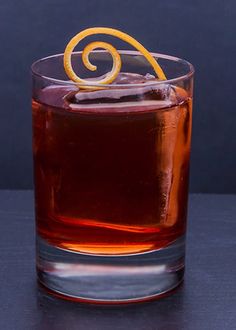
(31, 50, 194, 88)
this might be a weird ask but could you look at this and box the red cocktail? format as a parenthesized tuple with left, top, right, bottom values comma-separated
(32, 30, 194, 302)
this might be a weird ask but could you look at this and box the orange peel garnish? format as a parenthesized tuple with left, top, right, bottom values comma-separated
(64, 27, 167, 85)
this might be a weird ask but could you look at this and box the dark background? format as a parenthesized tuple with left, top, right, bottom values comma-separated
(0, 0, 235, 193)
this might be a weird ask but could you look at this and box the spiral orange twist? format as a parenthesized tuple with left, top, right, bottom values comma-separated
(64, 27, 167, 85)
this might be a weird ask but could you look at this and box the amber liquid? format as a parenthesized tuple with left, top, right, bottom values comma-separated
(33, 86, 192, 255)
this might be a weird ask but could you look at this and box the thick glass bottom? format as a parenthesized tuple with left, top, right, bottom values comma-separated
(36, 236, 185, 304)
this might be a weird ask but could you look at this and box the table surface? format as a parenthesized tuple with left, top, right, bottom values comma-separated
(0, 191, 235, 330)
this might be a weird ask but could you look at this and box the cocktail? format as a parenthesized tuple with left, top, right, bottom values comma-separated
(32, 28, 194, 303)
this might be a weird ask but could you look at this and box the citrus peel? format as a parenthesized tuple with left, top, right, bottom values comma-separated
(64, 27, 167, 85)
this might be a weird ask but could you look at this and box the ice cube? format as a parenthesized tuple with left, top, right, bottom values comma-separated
(65, 72, 171, 106)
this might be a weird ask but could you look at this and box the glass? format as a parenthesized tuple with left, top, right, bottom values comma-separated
(31, 50, 194, 303)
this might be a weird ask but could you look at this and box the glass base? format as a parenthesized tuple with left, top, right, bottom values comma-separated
(36, 236, 185, 303)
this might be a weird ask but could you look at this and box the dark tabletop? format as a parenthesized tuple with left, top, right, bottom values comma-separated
(0, 191, 235, 330)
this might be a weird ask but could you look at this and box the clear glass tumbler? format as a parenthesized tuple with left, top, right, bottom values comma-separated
(31, 50, 194, 303)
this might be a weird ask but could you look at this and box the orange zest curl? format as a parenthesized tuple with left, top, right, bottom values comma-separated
(64, 27, 167, 85)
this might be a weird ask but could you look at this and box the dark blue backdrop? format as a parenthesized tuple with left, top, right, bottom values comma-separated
(0, 0, 235, 192)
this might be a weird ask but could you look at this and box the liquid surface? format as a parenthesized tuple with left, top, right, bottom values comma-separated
(33, 73, 192, 255)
